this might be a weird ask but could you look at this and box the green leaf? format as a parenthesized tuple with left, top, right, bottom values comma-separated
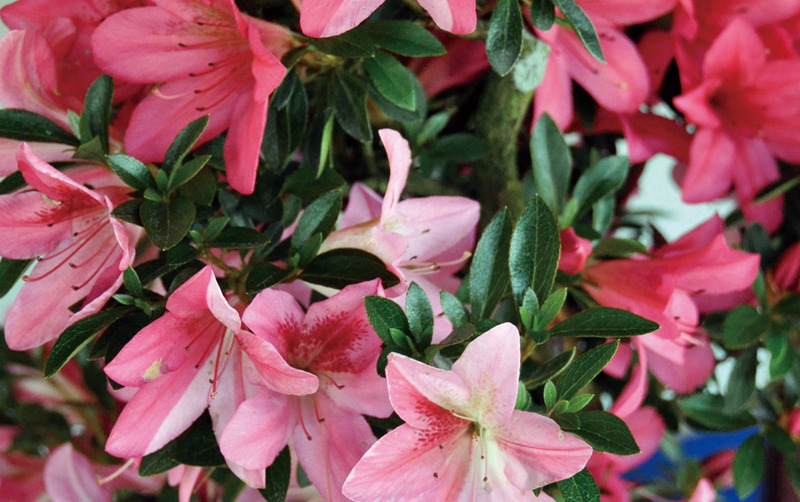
(406, 282, 434, 348)
(44, 307, 132, 378)
(440, 290, 468, 327)
(290, 191, 342, 252)
(300, 248, 400, 290)
(558, 469, 600, 502)
(725, 347, 757, 413)
(362, 21, 446, 57)
(123, 267, 144, 298)
(311, 30, 375, 57)
(530, 0, 556, 30)
(519, 288, 539, 331)
(509, 196, 560, 306)
(421, 134, 491, 163)
(204, 216, 230, 241)
(111, 199, 143, 226)
(535, 288, 567, 330)
(549, 307, 659, 338)
(246, 263, 291, 294)
(531, 114, 571, 215)
(140, 197, 196, 250)
(332, 71, 372, 142)
(107, 154, 154, 191)
(486, 0, 524, 76)
(591, 238, 649, 258)
(552, 0, 604, 63)
(139, 411, 225, 476)
(0, 258, 30, 298)
(163, 116, 209, 172)
(264, 69, 308, 171)
(168, 155, 210, 191)
(723, 305, 769, 349)
(260, 446, 291, 502)
(765, 327, 795, 379)
(569, 411, 640, 455)
(566, 156, 628, 225)
(179, 165, 217, 206)
(364, 295, 410, 348)
(365, 50, 416, 111)
(565, 393, 594, 413)
(79, 75, 114, 151)
(0, 109, 79, 146)
(678, 394, 757, 430)
(556, 340, 619, 400)
(733, 434, 765, 498)
(543, 380, 557, 409)
(525, 348, 576, 388)
(469, 208, 512, 321)
(207, 226, 269, 249)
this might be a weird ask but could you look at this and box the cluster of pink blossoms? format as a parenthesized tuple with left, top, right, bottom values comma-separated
(0, 0, 799, 501)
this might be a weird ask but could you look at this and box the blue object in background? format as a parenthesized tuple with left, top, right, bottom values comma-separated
(625, 427, 763, 501)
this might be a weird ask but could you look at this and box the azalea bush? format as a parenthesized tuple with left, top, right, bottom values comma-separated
(1, 0, 800, 501)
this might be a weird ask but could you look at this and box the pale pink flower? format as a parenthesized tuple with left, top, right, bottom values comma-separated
(0, 144, 138, 350)
(91, 0, 291, 194)
(219, 280, 392, 501)
(342, 323, 592, 501)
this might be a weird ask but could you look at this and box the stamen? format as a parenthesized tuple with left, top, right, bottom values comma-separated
(96, 458, 135, 486)
(70, 245, 117, 290)
(298, 399, 312, 440)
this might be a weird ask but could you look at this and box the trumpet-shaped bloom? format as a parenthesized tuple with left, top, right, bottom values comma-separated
(0, 144, 137, 350)
(320, 129, 479, 341)
(92, 0, 291, 194)
(104, 265, 315, 487)
(584, 216, 759, 393)
(219, 281, 392, 501)
(299, 0, 475, 37)
(343, 323, 592, 501)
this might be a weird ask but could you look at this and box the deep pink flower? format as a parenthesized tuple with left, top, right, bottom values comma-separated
(407, 36, 489, 97)
(0, 144, 138, 350)
(91, 0, 291, 194)
(558, 228, 592, 275)
(584, 216, 759, 393)
(673, 18, 800, 232)
(219, 280, 392, 501)
(342, 323, 592, 501)
(774, 242, 800, 292)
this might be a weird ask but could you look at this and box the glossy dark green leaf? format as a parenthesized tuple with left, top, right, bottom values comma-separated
(290, 191, 342, 251)
(311, 30, 375, 57)
(260, 446, 291, 502)
(486, 0, 523, 76)
(123, 267, 144, 298)
(678, 394, 757, 430)
(535, 288, 567, 330)
(0, 109, 79, 146)
(0, 258, 31, 298)
(79, 75, 113, 151)
(530, 0, 556, 30)
(300, 248, 400, 290)
(591, 238, 649, 258)
(525, 348, 576, 389)
(264, 69, 308, 171)
(421, 134, 491, 163)
(107, 154, 154, 191)
(469, 208, 512, 321)
(725, 347, 757, 413)
(552, 0, 604, 62)
(569, 411, 640, 455)
(509, 196, 560, 306)
(765, 327, 795, 379)
(543, 380, 557, 409)
(558, 469, 600, 502)
(179, 165, 217, 206)
(566, 156, 628, 225)
(246, 263, 291, 294)
(556, 340, 618, 400)
(139, 411, 225, 475)
(45, 307, 132, 378)
(364, 295, 410, 348)
(549, 307, 659, 338)
(365, 50, 416, 111)
(362, 21, 446, 57)
(332, 71, 372, 142)
(163, 115, 209, 172)
(440, 290, 468, 327)
(723, 305, 769, 349)
(169, 155, 210, 191)
(207, 226, 269, 249)
(531, 114, 571, 214)
(733, 434, 765, 498)
(406, 282, 434, 347)
(140, 197, 196, 250)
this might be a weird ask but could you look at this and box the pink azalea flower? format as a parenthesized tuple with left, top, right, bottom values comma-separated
(320, 129, 479, 342)
(0, 426, 47, 502)
(219, 280, 392, 501)
(407, 36, 489, 97)
(0, 144, 138, 350)
(584, 216, 759, 393)
(299, 0, 476, 38)
(91, 0, 291, 194)
(558, 228, 592, 275)
(774, 241, 800, 293)
(342, 323, 592, 501)
(103, 265, 315, 486)
(673, 18, 800, 232)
